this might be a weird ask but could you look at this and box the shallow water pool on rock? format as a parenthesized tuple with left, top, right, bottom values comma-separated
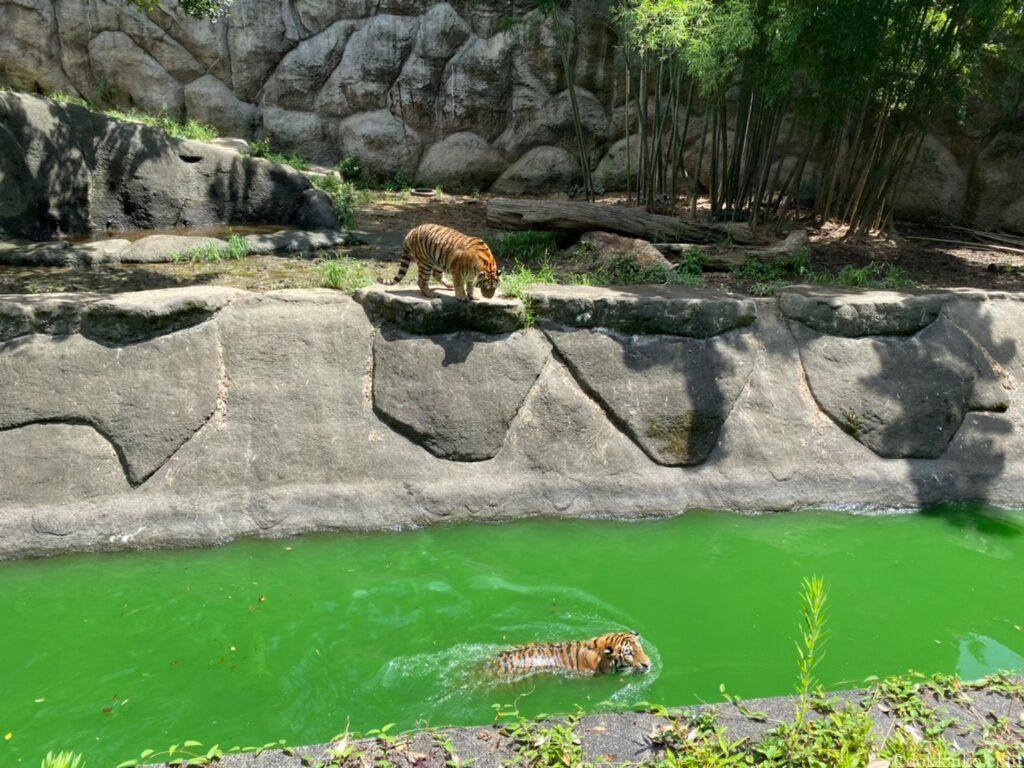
(1, 506, 1023, 764)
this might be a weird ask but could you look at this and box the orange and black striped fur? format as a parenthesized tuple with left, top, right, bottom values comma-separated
(379, 224, 501, 302)
(492, 631, 651, 681)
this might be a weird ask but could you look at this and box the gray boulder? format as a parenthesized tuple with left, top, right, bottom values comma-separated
(0, 323, 221, 484)
(972, 132, 1024, 233)
(119, 235, 228, 264)
(416, 3, 471, 60)
(438, 33, 513, 141)
(80, 286, 244, 344)
(371, 327, 549, 460)
(779, 287, 948, 337)
(528, 284, 756, 337)
(793, 317, 1009, 459)
(415, 132, 506, 190)
(0, 93, 336, 237)
(894, 134, 967, 222)
(336, 110, 423, 179)
(260, 106, 332, 164)
(496, 87, 609, 158)
(243, 229, 358, 255)
(491, 145, 578, 195)
(319, 16, 419, 115)
(577, 230, 672, 271)
(261, 20, 357, 112)
(546, 326, 756, 465)
(184, 75, 259, 138)
(354, 284, 525, 334)
(87, 31, 184, 117)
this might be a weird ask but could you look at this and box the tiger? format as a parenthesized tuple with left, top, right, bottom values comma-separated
(378, 223, 501, 302)
(491, 631, 651, 681)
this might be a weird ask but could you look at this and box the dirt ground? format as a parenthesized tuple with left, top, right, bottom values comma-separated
(2, 192, 1023, 295)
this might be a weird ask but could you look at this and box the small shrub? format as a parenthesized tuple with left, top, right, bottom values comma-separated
(336, 156, 362, 182)
(41, 752, 84, 768)
(309, 174, 358, 229)
(318, 256, 374, 292)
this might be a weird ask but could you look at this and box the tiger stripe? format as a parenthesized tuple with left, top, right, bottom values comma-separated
(492, 632, 651, 681)
(378, 223, 501, 302)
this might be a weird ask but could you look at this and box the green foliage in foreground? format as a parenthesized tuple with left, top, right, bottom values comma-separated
(170, 234, 248, 264)
(318, 256, 375, 292)
(41, 752, 84, 768)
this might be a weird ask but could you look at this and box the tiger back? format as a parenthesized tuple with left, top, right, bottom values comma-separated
(491, 631, 651, 682)
(378, 223, 501, 302)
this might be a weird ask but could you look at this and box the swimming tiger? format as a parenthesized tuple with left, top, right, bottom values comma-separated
(378, 223, 501, 302)
(491, 631, 651, 681)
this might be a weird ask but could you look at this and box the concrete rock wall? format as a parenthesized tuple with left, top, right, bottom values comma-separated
(3, 0, 1022, 228)
(0, 284, 1022, 560)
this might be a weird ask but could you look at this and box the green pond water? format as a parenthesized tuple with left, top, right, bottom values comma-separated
(2, 506, 1024, 765)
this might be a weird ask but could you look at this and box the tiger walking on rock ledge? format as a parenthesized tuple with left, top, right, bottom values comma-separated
(379, 224, 501, 302)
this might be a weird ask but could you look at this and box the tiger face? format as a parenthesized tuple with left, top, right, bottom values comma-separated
(471, 241, 500, 298)
(594, 631, 651, 675)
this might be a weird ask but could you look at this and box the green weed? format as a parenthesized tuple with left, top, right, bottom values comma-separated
(41, 753, 84, 768)
(103, 108, 218, 141)
(171, 234, 248, 263)
(499, 707, 585, 767)
(318, 256, 375, 292)
(309, 174, 358, 229)
(246, 138, 311, 171)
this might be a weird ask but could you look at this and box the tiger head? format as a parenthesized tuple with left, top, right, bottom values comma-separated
(592, 631, 651, 675)
(470, 240, 501, 298)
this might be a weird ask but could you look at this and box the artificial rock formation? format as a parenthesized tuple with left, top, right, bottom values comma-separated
(4, 0, 1020, 226)
(1, 284, 1023, 560)
(0, 92, 337, 237)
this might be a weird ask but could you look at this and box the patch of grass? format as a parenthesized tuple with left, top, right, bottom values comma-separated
(488, 231, 561, 264)
(499, 261, 558, 301)
(246, 138, 311, 171)
(103, 108, 218, 141)
(309, 174, 358, 229)
(171, 234, 249, 263)
(318, 256, 375, 292)
(591, 253, 706, 288)
(41, 752, 85, 768)
(49, 91, 89, 109)
(732, 247, 918, 295)
(43, 92, 219, 142)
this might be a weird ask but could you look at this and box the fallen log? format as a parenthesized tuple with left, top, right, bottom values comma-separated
(486, 198, 760, 245)
(653, 229, 809, 271)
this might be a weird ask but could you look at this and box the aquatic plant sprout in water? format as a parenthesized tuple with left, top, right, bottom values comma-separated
(1, 506, 1022, 764)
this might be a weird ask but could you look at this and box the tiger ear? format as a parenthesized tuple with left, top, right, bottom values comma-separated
(629, 630, 639, 637)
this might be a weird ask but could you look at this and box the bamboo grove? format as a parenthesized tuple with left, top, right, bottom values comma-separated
(543, 0, 1024, 234)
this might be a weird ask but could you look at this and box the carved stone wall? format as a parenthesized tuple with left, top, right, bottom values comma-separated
(2, 0, 1023, 229)
(1, 284, 1022, 560)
